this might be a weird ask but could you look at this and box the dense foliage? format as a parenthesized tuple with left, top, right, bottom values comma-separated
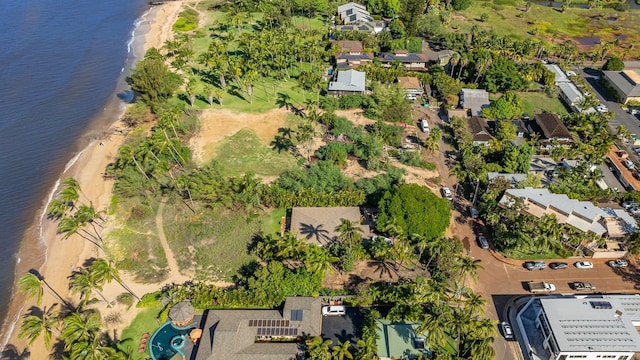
(127, 50, 182, 104)
(377, 183, 451, 239)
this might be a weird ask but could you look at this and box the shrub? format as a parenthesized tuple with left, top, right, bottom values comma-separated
(603, 57, 624, 71)
(117, 293, 136, 309)
(137, 291, 162, 308)
(173, 9, 198, 32)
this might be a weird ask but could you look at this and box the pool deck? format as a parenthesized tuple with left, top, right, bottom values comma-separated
(149, 314, 203, 360)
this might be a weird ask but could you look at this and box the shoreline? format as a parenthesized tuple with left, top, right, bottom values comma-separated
(1, 0, 184, 355)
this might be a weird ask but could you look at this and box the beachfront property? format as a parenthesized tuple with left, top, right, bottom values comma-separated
(516, 295, 640, 360)
(193, 297, 323, 360)
(602, 68, 640, 104)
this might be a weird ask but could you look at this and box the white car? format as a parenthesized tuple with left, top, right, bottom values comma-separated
(624, 159, 635, 170)
(566, 70, 577, 77)
(501, 321, 514, 340)
(322, 306, 346, 316)
(419, 119, 429, 133)
(608, 259, 629, 268)
(441, 187, 453, 201)
(574, 261, 594, 269)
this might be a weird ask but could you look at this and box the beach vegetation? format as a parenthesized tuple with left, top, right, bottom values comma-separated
(127, 50, 182, 105)
(173, 9, 199, 32)
(18, 305, 59, 350)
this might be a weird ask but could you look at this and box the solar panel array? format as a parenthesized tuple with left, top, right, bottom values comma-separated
(256, 327, 298, 336)
(248, 319, 290, 327)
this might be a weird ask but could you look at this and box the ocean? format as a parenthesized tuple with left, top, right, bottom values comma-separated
(0, 0, 149, 346)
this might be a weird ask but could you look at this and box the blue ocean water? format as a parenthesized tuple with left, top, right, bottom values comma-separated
(0, 0, 148, 345)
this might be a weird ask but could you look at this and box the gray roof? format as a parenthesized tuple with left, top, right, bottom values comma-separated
(194, 297, 323, 360)
(290, 207, 363, 245)
(460, 89, 490, 116)
(544, 64, 570, 84)
(539, 296, 640, 353)
(558, 81, 583, 104)
(603, 70, 640, 97)
(486, 172, 528, 184)
(338, 2, 373, 24)
(378, 52, 428, 63)
(328, 70, 366, 93)
(499, 188, 607, 234)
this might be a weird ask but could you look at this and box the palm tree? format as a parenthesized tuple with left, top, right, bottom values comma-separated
(18, 305, 60, 349)
(356, 336, 378, 360)
(332, 340, 353, 360)
(69, 268, 110, 306)
(304, 246, 339, 276)
(57, 216, 103, 250)
(448, 52, 460, 77)
(59, 177, 82, 208)
(307, 336, 332, 360)
(464, 293, 487, 316)
(18, 272, 71, 309)
(295, 123, 316, 163)
(89, 258, 140, 301)
(69, 338, 117, 360)
(453, 255, 484, 286)
(335, 218, 363, 250)
(424, 127, 442, 153)
(59, 311, 102, 351)
(186, 77, 198, 107)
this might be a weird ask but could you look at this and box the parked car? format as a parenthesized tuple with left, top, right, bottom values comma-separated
(322, 306, 346, 316)
(566, 70, 577, 77)
(500, 321, 514, 340)
(629, 206, 640, 215)
(419, 119, 429, 133)
(549, 262, 568, 270)
(477, 234, 489, 249)
(574, 261, 594, 269)
(622, 201, 640, 209)
(624, 159, 635, 170)
(441, 187, 453, 201)
(524, 261, 546, 270)
(469, 206, 479, 219)
(608, 259, 629, 268)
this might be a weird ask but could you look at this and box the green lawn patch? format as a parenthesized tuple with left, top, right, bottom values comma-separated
(118, 306, 163, 359)
(519, 91, 569, 116)
(501, 248, 560, 260)
(261, 208, 287, 237)
(162, 203, 261, 281)
(173, 9, 199, 32)
(213, 128, 298, 177)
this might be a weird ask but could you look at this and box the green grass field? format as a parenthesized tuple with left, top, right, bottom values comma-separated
(261, 208, 287, 236)
(519, 91, 570, 116)
(454, 0, 640, 58)
(162, 202, 261, 281)
(212, 128, 298, 177)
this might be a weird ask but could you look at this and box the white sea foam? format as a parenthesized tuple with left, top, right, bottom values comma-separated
(0, 307, 24, 351)
(127, 7, 153, 54)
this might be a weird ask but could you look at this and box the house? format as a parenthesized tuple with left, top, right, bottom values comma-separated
(378, 51, 429, 71)
(516, 295, 640, 360)
(436, 49, 456, 66)
(530, 113, 572, 145)
(447, 108, 469, 121)
(334, 19, 386, 34)
(194, 297, 323, 360)
(557, 81, 584, 112)
(289, 206, 365, 245)
(543, 64, 571, 85)
(603, 69, 640, 104)
(334, 40, 374, 69)
(337, 2, 373, 24)
(460, 89, 490, 116)
(499, 187, 608, 235)
(397, 76, 423, 99)
(467, 116, 493, 146)
(376, 320, 429, 359)
(327, 70, 366, 96)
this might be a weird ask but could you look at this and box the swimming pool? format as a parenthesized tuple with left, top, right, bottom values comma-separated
(149, 321, 192, 360)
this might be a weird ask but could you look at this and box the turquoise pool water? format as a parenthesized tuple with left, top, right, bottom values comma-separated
(149, 322, 192, 360)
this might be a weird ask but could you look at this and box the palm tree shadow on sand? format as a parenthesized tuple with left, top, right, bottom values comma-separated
(0, 344, 30, 360)
(298, 223, 332, 245)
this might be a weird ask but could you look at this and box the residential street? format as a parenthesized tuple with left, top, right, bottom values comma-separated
(422, 107, 640, 360)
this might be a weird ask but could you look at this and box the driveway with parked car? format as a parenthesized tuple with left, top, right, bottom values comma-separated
(321, 307, 365, 345)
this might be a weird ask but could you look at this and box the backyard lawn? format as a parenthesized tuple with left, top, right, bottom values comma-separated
(519, 91, 570, 116)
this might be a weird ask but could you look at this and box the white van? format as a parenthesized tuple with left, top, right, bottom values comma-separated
(419, 119, 429, 133)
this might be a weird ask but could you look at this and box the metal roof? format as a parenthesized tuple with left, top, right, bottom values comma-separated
(328, 70, 366, 93)
(604, 70, 640, 98)
(539, 296, 640, 353)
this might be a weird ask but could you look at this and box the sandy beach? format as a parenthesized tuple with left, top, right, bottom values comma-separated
(4, 1, 185, 356)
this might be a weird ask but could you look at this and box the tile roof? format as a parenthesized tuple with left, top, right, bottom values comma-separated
(534, 113, 571, 139)
(335, 40, 363, 52)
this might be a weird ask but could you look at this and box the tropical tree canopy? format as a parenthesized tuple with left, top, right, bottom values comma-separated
(127, 50, 182, 104)
(377, 184, 451, 239)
